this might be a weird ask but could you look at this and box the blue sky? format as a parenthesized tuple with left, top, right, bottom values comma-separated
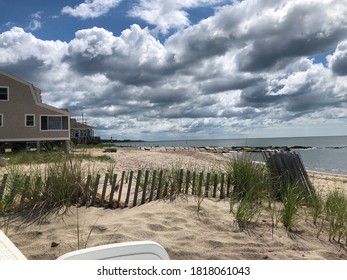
(1, 0, 347, 140)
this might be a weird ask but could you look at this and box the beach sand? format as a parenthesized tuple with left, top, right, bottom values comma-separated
(1, 147, 347, 260)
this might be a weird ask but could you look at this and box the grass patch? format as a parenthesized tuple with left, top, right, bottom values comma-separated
(281, 181, 305, 233)
(325, 190, 347, 242)
(1, 150, 115, 166)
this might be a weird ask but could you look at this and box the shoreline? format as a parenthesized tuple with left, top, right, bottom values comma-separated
(98, 147, 347, 192)
(110, 146, 347, 177)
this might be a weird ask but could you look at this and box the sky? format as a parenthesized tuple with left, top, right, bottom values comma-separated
(1, 0, 347, 141)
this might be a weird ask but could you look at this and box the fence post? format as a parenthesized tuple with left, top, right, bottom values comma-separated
(185, 170, 191, 195)
(81, 175, 91, 206)
(213, 174, 218, 198)
(8, 175, 20, 205)
(125, 171, 133, 207)
(226, 174, 231, 197)
(149, 170, 157, 202)
(108, 173, 118, 208)
(100, 173, 109, 207)
(116, 171, 126, 208)
(91, 174, 100, 206)
(0, 174, 8, 200)
(141, 170, 150, 205)
(192, 171, 196, 195)
(198, 172, 203, 198)
(220, 173, 225, 199)
(156, 170, 163, 200)
(178, 169, 184, 193)
(133, 170, 142, 207)
(205, 173, 210, 197)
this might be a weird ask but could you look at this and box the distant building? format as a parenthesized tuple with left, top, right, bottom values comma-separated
(0, 71, 70, 152)
(70, 118, 100, 145)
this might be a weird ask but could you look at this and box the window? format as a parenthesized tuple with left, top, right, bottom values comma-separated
(0, 114, 3, 127)
(25, 115, 35, 127)
(41, 116, 68, 130)
(0, 87, 9, 101)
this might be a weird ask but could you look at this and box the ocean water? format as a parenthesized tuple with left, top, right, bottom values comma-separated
(115, 136, 347, 176)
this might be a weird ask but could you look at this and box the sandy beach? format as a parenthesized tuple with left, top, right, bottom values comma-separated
(1, 147, 347, 260)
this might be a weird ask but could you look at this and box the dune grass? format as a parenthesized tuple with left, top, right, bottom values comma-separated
(1, 149, 347, 245)
(0, 150, 115, 219)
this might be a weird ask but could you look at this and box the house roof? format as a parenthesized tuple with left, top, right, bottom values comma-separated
(0, 71, 70, 116)
(70, 118, 95, 129)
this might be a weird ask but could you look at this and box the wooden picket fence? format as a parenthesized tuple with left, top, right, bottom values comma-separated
(0, 169, 234, 210)
(0, 151, 314, 211)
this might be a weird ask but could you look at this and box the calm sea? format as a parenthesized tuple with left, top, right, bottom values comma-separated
(115, 136, 347, 176)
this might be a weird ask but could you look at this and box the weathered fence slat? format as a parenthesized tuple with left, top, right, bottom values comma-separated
(91, 174, 101, 206)
(220, 173, 225, 199)
(156, 170, 163, 200)
(0, 173, 8, 200)
(125, 171, 133, 207)
(82, 175, 92, 206)
(108, 173, 118, 207)
(213, 174, 218, 198)
(185, 170, 191, 194)
(226, 174, 231, 197)
(133, 170, 142, 207)
(191, 171, 196, 195)
(100, 173, 109, 207)
(149, 170, 156, 202)
(163, 182, 169, 198)
(205, 173, 210, 197)
(117, 171, 125, 208)
(8, 175, 19, 204)
(198, 172, 203, 196)
(141, 170, 150, 205)
(294, 152, 314, 194)
(178, 169, 184, 193)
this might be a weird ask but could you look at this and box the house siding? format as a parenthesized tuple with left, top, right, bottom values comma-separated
(0, 72, 70, 142)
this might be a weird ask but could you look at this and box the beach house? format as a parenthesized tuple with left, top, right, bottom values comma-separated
(0, 71, 71, 152)
(70, 118, 100, 144)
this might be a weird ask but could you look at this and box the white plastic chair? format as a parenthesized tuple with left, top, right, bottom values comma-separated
(0, 230, 27, 260)
(1, 229, 169, 260)
(57, 241, 170, 260)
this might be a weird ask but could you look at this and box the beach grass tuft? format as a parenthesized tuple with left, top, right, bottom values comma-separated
(280, 181, 305, 234)
(325, 190, 347, 242)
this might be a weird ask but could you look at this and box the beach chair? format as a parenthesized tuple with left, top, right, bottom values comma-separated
(0, 230, 27, 260)
(0, 230, 170, 260)
(57, 241, 170, 260)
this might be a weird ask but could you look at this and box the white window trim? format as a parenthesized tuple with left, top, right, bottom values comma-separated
(0, 86, 9, 101)
(0, 114, 3, 127)
(25, 114, 35, 127)
(40, 115, 69, 131)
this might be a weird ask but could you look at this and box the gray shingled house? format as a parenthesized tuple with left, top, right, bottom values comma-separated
(0, 71, 71, 152)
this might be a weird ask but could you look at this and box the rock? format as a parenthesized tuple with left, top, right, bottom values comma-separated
(51, 242, 59, 248)
(103, 148, 117, 153)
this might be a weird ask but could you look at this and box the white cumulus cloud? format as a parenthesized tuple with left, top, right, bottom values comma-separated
(62, 0, 123, 19)
(128, 0, 225, 35)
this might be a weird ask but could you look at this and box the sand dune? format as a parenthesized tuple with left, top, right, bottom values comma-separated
(1, 148, 347, 260)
